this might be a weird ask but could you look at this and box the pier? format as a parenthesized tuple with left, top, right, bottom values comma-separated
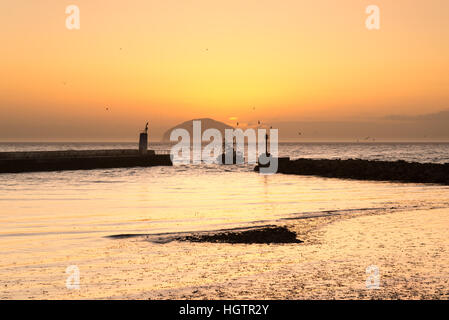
(0, 126, 172, 174)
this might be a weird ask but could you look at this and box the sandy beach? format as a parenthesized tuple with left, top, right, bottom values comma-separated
(2, 206, 448, 300)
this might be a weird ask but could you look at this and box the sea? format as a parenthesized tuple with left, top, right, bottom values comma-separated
(1, 142, 448, 298)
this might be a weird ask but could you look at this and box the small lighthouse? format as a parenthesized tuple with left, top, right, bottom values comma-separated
(139, 122, 149, 155)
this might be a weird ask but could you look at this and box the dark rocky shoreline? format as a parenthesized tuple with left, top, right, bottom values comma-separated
(256, 158, 449, 185)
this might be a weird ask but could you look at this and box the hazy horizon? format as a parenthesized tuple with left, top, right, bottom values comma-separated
(1, 109, 449, 142)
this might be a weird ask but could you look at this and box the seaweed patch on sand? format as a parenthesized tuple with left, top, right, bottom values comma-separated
(107, 226, 303, 244)
(176, 226, 302, 244)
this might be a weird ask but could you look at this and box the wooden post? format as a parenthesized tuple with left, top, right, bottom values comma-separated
(265, 132, 270, 156)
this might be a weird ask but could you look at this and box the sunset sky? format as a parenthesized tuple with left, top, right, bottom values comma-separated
(1, 0, 449, 141)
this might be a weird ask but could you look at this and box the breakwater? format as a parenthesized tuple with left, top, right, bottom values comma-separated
(0, 149, 172, 174)
(256, 158, 449, 185)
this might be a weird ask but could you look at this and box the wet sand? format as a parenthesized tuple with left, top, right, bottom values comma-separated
(1, 207, 448, 299)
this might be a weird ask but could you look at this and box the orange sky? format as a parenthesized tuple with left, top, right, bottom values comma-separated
(1, 1, 449, 141)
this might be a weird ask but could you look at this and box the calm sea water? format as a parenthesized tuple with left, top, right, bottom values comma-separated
(1, 143, 448, 238)
(1, 142, 449, 298)
(1, 142, 448, 163)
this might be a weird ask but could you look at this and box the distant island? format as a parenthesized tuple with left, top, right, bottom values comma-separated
(162, 118, 234, 142)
